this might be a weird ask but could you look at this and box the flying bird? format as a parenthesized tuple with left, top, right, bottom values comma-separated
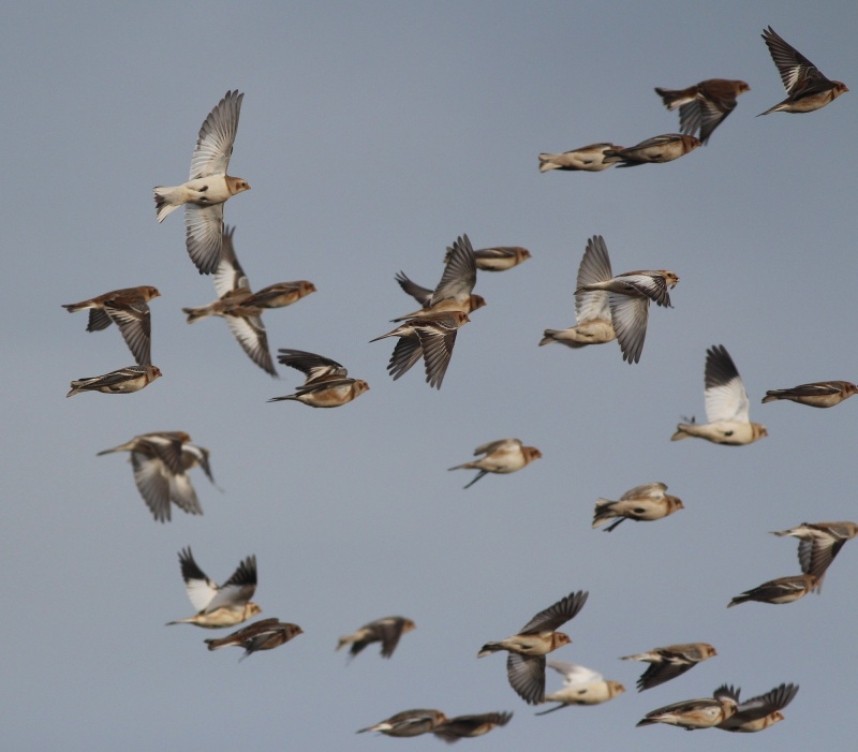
(478, 590, 588, 705)
(620, 642, 717, 691)
(575, 239, 678, 363)
(62, 285, 160, 365)
(538, 143, 622, 172)
(371, 310, 470, 389)
(759, 26, 848, 116)
(535, 662, 625, 714)
(716, 682, 799, 733)
(336, 615, 416, 659)
(445, 244, 531, 272)
(357, 709, 449, 737)
(637, 687, 738, 730)
(602, 134, 700, 167)
(654, 79, 750, 144)
(672, 345, 767, 445)
(432, 712, 513, 743)
(727, 573, 818, 608)
(540, 234, 616, 349)
(97, 430, 215, 522)
(154, 90, 250, 274)
(762, 380, 858, 408)
(166, 547, 261, 628)
(448, 438, 542, 489)
(204, 618, 303, 660)
(771, 521, 858, 582)
(592, 482, 684, 532)
(66, 364, 161, 397)
(269, 349, 369, 407)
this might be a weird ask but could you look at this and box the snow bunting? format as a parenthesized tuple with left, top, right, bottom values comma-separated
(357, 709, 448, 737)
(204, 618, 303, 660)
(602, 134, 700, 167)
(97, 430, 215, 522)
(759, 26, 848, 116)
(637, 688, 738, 730)
(66, 364, 161, 397)
(575, 241, 678, 364)
(372, 310, 470, 389)
(62, 285, 160, 366)
(269, 349, 369, 407)
(672, 345, 767, 445)
(449, 438, 542, 489)
(336, 615, 416, 660)
(771, 521, 858, 582)
(167, 547, 260, 628)
(592, 482, 684, 532)
(540, 234, 616, 349)
(538, 143, 622, 172)
(621, 642, 717, 691)
(535, 662, 625, 714)
(478, 590, 589, 705)
(154, 90, 250, 274)
(433, 712, 513, 742)
(654, 79, 750, 144)
(727, 573, 818, 608)
(716, 682, 798, 733)
(762, 380, 857, 408)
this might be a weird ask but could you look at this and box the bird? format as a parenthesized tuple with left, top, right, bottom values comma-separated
(727, 573, 818, 608)
(66, 364, 161, 397)
(166, 547, 261, 628)
(716, 682, 799, 733)
(96, 430, 215, 522)
(432, 712, 513, 742)
(540, 234, 616, 349)
(357, 709, 449, 737)
(602, 134, 700, 167)
(448, 438, 542, 489)
(592, 482, 684, 532)
(637, 687, 738, 730)
(538, 143, 622, 172)
(535, 662, 625, 714)
(620, 643, 717, 691)
(336, 615, 416, 659)
(478, 590, 588, 705)
(759, 26, 848, 116)
(672, 345, 767, 445)
(371, 310, 470, 389)
(392, 234, 483, 321)
(204, 618, 303, 660)
(771, 521, 858, 582)
(654, 79, 750, 144)
(575, 240, 678, 364)
(62, 285, 160, 366)
(154, 90, 250, 274)
(762, 380, 858, 408)
(445, 244, 531, 272)
(268, 349, 369, 407)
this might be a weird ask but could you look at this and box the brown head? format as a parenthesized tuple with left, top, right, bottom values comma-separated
(142, 286, 161, 301)
(226, 176, 251, 195)
(402, 618, 417, 634)
(353, 380, 371, 398)
(467, 294, 487, 313)
(751, 423, 769, 442)
(551, 632, 572, 649)
(524, 446, 543, 463)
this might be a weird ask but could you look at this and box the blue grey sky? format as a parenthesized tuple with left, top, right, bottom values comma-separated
(3, 2, 856, 749)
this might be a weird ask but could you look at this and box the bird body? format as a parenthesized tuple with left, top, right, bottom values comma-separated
(449, 438, 542, 489)
(67, 365, 161, 397)
(538, 143, 621, 172)
(593, 483, 684, 532)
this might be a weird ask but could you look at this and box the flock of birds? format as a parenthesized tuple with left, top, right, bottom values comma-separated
(59, 24, 854, 742)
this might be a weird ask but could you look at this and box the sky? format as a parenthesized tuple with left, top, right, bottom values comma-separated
(2, 1, 857, 749)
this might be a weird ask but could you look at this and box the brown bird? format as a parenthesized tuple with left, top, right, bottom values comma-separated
(336, 615, 416, 659)
(449, 438, 542, 489)
(357, 709, 449, 737)
(621, 642, 717, 691)
(62, 285, 160, 365)
(727, 573, 818, 608)
(432, 712, 513, 743)
(759, 26, 848, 115)
(762, 380, 858, 408)
(592, 482, 684, 532)
(66, 365, 162, 397)
(478, 590, 589, 705)
(602, 134, 700, 167)
(204, 618, 302, 660)
(637, 687, 738, 730)
(654, 79, 750, 143)
(269, 349, 369, 407)
(716, 683, 799, 733)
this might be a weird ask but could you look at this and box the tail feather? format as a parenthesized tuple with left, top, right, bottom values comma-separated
(153, 186, 181, 222)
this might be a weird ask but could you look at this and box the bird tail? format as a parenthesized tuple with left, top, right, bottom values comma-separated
(153, 186, 182, 222)
(670, 424, 693, 441)
(591, 499, 616, 528)
(204, 637, 228, 651)
(537, 154, 560, 172)
(182, 306, 209, 324)
(477, 642, 501, 657)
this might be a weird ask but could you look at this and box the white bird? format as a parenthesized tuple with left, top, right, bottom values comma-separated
(536, 662, 625, 714)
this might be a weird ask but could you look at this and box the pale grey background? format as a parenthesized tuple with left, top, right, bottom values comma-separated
(2, 1, 856, 749)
